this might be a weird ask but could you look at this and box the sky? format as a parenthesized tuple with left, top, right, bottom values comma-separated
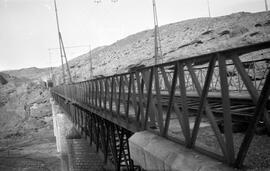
(0, 0, 268, 71)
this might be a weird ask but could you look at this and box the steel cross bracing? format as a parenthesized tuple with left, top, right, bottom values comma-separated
(51, 40, 270, 168)
(52, 94, 140, 171)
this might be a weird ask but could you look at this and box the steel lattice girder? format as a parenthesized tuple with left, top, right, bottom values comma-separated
(51, 40, 270, 168)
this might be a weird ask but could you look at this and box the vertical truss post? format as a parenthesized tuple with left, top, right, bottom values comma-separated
(117, 76, 123, 120)
(235, 69, 270, 168)
(163, 64, 178, 136)
(178, 62, 191, 145)
(218, 54, 234, 164)
(154, 67, 164, 134)
(126, 74, 132, 125)
(144, 68, 154, 129)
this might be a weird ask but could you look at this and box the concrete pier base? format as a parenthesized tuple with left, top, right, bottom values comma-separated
(129, 131, 233, 171)
(51, 98, 74, 153)
(50, 98, 105, 171)
(51, 98, 74, 171)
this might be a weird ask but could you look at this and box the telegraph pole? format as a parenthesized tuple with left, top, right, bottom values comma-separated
(48, 49, 54, 81)
(53, 0, 72, 84)
(265, 0, 269, 11)
(152, 0, 163, 65)
(207, 0, 211, 17)
(89, 45, 93, 79)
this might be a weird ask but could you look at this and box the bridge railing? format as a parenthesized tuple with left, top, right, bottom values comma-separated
(51, 41, 270, 168)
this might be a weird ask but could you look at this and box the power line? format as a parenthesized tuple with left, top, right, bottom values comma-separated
(207, 0, 211, 17)
(48, 50, 54, 80)
(48, 45, 91, 51)
(94, 0, 118, 3)
(89, 45, 93, 79)
(90, 0, 118, 79)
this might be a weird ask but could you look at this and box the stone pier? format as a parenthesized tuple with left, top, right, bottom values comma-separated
(50, 98, 105, 171)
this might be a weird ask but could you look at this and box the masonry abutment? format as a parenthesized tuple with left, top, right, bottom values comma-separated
(129, 131, 233, 171)
(50, 98, 108, 170)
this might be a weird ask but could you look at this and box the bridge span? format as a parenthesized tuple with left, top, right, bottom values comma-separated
(51, 41, 270, 170)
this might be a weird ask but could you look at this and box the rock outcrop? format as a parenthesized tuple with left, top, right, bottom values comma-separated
(0, 73, 7, 85)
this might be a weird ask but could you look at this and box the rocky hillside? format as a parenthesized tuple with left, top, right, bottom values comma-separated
(0, 73, 25, 107)
(0, 72, 52, 140)
(0, 73, 60, 170)
(4, 67, 51, 81)
(50, 11, 270, 83)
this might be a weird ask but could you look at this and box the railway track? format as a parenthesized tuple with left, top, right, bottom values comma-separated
(160, 93, 260, 122)
(116, 91, 270, 133)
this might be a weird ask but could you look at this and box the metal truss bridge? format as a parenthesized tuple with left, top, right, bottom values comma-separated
(51, 40, 270, 170)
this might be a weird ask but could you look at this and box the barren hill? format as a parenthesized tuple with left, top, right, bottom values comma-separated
(3, 67, 51, 81)
(50, 11, 270, 83)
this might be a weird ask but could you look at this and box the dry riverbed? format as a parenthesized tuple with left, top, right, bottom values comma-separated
(0, 76, 62, 171)
(0, 127, 61, 171)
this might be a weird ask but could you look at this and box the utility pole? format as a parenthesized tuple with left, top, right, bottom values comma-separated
(89, 45, 93, 79)
(207, 0, 211, 17)
(152, 0, 163, 65)
(48, 49, 54, 81)
(53, 0, 72, 84)
(265, 0, 269, 11)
